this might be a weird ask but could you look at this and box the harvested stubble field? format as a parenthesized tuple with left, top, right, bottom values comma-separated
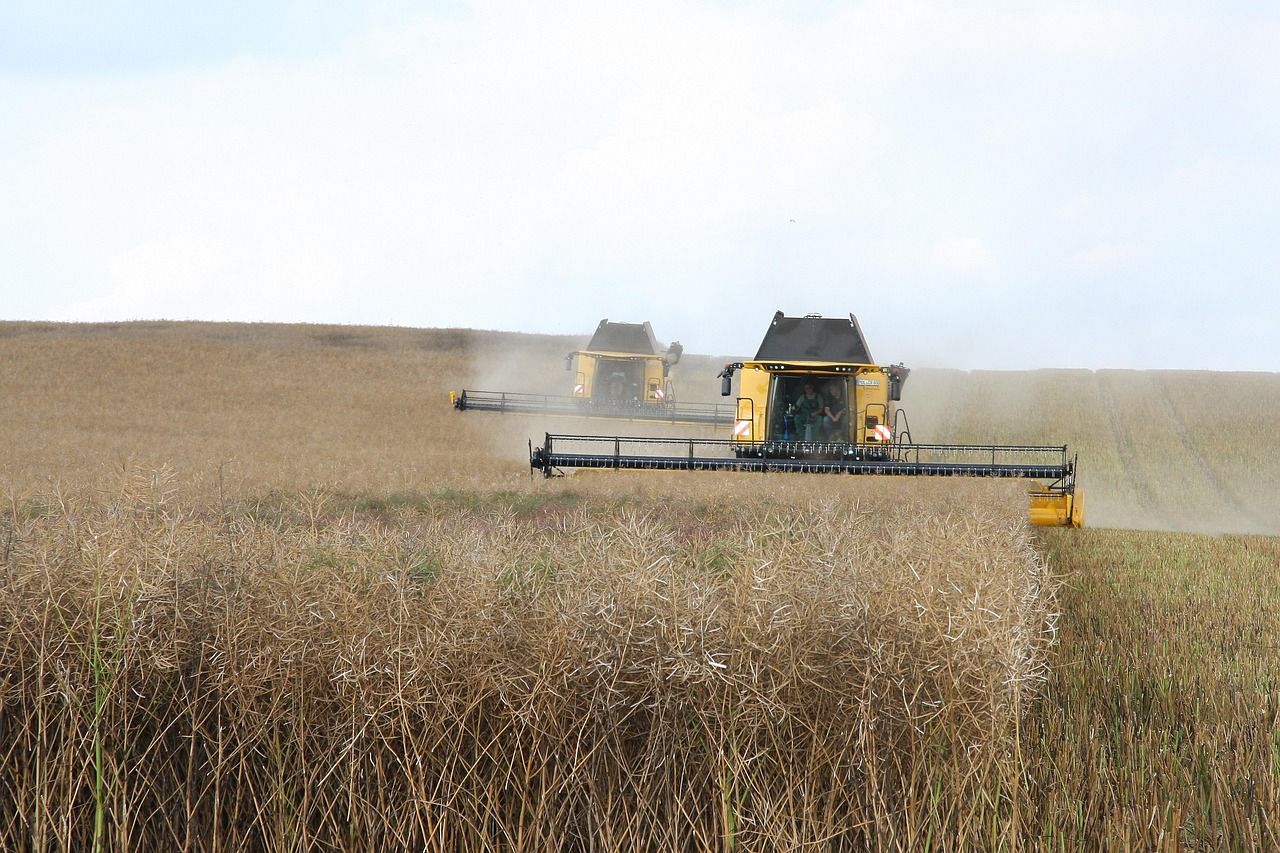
(1, 320, 1279, 850)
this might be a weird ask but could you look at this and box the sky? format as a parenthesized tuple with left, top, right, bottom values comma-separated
(2, 1, 1278, 370)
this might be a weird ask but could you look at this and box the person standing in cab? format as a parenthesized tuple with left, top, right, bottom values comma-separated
(794, 381, 825, 442)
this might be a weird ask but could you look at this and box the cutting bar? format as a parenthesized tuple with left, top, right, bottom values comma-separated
(529, 433, 1073, 481)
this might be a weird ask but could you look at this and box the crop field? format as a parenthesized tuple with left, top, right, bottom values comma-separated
(1, 320, 1278, 849)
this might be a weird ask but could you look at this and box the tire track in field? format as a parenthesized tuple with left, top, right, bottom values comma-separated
(1095, 372, 1172, 529)
(1152, 375, 1267, 530)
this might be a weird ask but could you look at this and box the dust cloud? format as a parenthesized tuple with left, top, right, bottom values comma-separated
(898, 365, 1280, 536)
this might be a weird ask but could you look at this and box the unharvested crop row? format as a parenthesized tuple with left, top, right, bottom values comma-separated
(0, 475, 1051, 850)
(1024, 529, 1280, 848)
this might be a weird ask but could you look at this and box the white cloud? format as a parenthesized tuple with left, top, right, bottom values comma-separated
(1056, 192, 1097, 225)
(931, 237, 991, 273)
(63, 238, 226, 321)
(1072, 243, 1144, 275)
(62, 234, 346, 322)
(3, 1, 1280, 370)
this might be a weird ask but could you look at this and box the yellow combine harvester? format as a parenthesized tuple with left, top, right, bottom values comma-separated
(452, 319, 734, 426)
(565, 319, 681, 406)
(530, 311, 1083, 528)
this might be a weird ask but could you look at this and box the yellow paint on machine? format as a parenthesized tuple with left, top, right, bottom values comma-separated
(1029, 487, 1085, 528)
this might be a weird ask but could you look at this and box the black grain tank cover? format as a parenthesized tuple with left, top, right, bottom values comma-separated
(585, 319, 663, 355)
(753, 311, 875, 364)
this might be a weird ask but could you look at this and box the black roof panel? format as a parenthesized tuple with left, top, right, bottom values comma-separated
(753, 311, 874, 363)
(585, 319, 662, 355)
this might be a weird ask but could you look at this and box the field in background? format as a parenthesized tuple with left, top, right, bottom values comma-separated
(0, 321, 556, 496)
(3, 320, 1277, 532)
(2, 320, 1280, 848)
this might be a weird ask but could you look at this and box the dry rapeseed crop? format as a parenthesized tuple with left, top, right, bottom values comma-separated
(0, 473, 1052, 850)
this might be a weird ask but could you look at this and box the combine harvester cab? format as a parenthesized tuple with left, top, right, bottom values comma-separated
(451, 319, 734, 427)
(567, 319, 679, 407)
(719, 311, 905, 454)
(530, 311, 1084, 528)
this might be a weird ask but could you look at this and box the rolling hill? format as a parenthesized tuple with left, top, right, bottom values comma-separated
(2, 320, 1275, 533)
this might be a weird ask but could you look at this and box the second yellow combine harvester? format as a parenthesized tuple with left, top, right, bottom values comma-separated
(452, 319, 734, 426)
(530, 311, 1083, 527)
